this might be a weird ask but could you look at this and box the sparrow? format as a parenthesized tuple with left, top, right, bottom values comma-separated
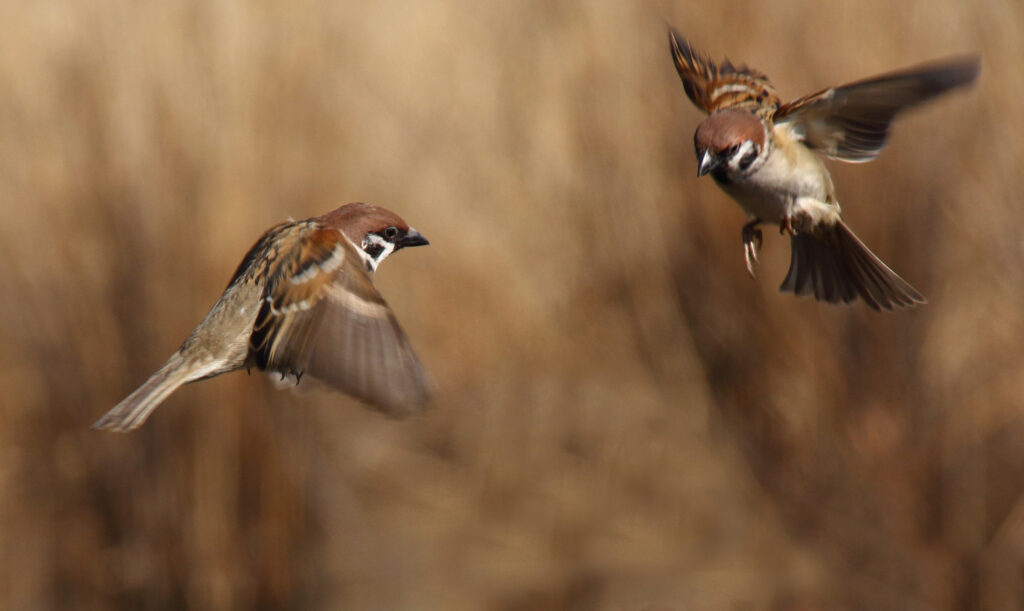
(668, 29, 980, 310)
(93, 203, 432, 432)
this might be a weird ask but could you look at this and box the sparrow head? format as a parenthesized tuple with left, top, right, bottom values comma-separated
(320, 203, 429, 272)
(694, 110, 767, 178)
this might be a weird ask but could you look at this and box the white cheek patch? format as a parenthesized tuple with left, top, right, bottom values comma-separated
(360, 234, 396, 273)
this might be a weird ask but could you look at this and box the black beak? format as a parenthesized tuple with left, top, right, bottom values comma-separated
(399, 229, 429, 249)
(697, 149, 720, 177)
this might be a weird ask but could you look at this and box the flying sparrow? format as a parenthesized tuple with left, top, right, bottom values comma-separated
(93, 203, 432, 432)
(668, 29, 979, 310)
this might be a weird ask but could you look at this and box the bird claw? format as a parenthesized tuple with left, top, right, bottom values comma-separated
(741, 222, 763, 278)
(743, 241, 760, 277)
(780, 215, 797, 236)
(781, 212, 814, 236)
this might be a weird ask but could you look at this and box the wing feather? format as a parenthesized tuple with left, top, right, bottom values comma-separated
(773, 56, 980, 162)
(304, 269, 431, 414)
(668, 28, 780, 117)
(250, 223, 430, 414)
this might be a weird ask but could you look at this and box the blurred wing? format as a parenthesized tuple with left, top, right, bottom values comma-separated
(250, 224, 431, 415)
(773, 55, 980, 162)
(668, 28, 780, 116)
(304, 264, 432, 415)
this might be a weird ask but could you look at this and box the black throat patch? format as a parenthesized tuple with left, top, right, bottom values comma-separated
(711, 167, 731, 185)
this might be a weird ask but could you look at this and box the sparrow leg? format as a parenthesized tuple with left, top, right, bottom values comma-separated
(780, 214, 797, 236)
(741, 219, 763, 278)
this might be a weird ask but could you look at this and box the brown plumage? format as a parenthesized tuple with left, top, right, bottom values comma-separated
(783, 221, 925, 309)
(668, 29, 780, 118)
(694, 110, 766, 160)
(668, 28, 979, 310)
(93, 203, 431, 432)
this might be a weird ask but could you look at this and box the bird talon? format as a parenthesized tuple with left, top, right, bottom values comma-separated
(741, 221, 762, 278)
(672, 31, 970, 311)
(780, 215, 797, 236)
(91, 203, 431, 433)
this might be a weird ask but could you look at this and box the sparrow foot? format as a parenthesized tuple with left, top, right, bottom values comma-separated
(780, 215, 797, 236)
(741, 220, 763, 278)
(781, 211, 815, 236)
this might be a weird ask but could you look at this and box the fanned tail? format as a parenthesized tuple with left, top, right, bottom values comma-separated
(780, 220, 925, 311)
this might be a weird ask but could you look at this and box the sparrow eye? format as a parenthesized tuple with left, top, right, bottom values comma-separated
(382, 226, 399, 241)
(727, 144, 739, 156)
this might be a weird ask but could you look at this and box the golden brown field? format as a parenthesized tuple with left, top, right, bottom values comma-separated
(1, 0, 1020, 608)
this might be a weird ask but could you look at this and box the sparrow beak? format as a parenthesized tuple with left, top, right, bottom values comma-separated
(697, 149, 720, 177)
(399, 229, 429, 249)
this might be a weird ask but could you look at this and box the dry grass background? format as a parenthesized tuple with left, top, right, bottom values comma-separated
(0, 0, 1020, 609)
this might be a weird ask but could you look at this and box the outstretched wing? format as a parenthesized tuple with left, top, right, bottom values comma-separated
(773, 56, 980, 162)
(668, 28, 780, 117)
(250, 222, 431, 415)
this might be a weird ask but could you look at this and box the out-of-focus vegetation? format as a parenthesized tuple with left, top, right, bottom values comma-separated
(0, 1, 1019, 608)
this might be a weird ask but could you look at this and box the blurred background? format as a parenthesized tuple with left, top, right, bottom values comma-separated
(0, 0, 1019, 609)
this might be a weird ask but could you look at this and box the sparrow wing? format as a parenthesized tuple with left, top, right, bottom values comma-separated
(250, 222, 431, 415)
(773, 56, 980, 162)
(668, 28, 780, 116)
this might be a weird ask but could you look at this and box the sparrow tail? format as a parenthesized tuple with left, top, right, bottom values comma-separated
(92, 352, 196, 432)
(780, 220, 925, 311)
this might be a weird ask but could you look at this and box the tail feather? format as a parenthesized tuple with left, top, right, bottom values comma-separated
(781, 220, 925, 311)
(92, 353, 199, 432)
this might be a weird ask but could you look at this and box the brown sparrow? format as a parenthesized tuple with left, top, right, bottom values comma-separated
(93, 203, 431, 432)
(669, 29, 980, 310)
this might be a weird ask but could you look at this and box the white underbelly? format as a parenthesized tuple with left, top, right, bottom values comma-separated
(718, 142, 835, 224)
(720, 180, 791, 222)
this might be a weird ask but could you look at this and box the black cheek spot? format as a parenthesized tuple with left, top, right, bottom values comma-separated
(738, 149, 758, 171)
(364, 244, 384, 260)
